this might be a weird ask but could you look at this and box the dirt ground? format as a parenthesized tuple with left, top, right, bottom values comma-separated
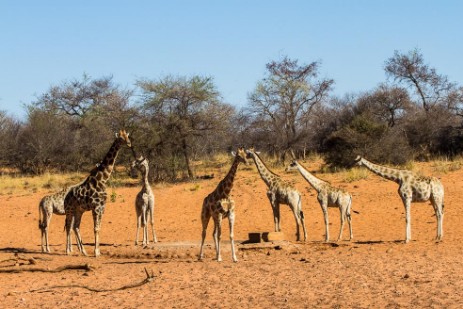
(1, 160, 463, 308)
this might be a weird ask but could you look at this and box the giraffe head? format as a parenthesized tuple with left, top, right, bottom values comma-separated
(354, 155, 364, 166)
(285, 160, 298, 172)
(116, 130, 131, 148)
(245, 147, 259, 159)
(131, 156, 149, 175)
(231, 147, 248, 165)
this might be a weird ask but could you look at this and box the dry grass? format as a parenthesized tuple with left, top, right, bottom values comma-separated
(0, 169, 136, 196)
(0, 172, 81, 195)
(340, 167, 370, 183)
(2, 156, 462, 195)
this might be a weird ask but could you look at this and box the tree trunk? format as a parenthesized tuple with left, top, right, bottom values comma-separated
(182, 138, 194, 178)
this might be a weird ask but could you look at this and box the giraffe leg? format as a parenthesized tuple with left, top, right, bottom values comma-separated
(431, 194, 444, 241)
(45, 213, 52, 253)
(199, 205, 211, 260)
(142, 207, 148, 247)
(292, 194, 306, 242)
(347, 197, 353, 241)
(92, 209, 103, 257)
(320, 200, 330, 242)
(73, 213, 88, 256)
(213, 216, 223, 262)
(290, 202, 302, 242)
(228, 208, 238, 262)
(149, 208, 157, 243)
(135, 212, 141, 246)
(267, 193, 280, 232)
(401, 196, 412, 243)
(65, 214, 74, 255)
(337, 205, 346, 242)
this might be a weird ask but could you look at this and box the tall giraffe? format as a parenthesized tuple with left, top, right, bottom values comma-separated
(199, 147, 247, 262)
(245, 148, 307, 242)
(286, 160, 353, 242)
(131, 147, 157, 246)
(64, 130, 131, 257)
(355, 156, 444, 243)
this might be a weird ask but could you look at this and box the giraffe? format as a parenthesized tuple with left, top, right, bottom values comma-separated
(131, 148, 157, 246)
(199, 147, 247, 262)
(38, 186, 71, 253)
(245, 148, 307, 242)
(64, 130, 131, 257)
(38, 163, 102, 253)
(286, 160, 353, 242)
(355, 156, 444, 243)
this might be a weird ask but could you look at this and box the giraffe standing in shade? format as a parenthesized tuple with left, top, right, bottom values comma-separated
(286, 160, 353, 242)
(39, 186, 71, 253)
(64, 130, 131, 257)
(131, 147, 157, 246)
(199, 147, 247, 262)
(245, 148, 307, 242)
(355, 156, 444, 243)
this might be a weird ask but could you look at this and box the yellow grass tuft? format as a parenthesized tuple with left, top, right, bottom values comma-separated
(340, 167, 370, 183)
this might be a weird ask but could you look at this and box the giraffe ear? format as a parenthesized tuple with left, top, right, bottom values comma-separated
(231, 151, 236, 156)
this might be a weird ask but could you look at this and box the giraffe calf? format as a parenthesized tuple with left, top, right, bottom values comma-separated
(132, 156, 157, 246)
(38, 187, 70, 253)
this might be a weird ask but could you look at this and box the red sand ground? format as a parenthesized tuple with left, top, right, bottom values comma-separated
(1, 161, 463, 308)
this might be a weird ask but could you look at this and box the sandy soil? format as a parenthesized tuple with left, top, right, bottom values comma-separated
(1, 160, 463, 308)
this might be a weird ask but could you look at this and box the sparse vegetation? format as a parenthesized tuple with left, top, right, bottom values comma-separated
(1, 50, 463, 177)
(341, 168, 370, 183)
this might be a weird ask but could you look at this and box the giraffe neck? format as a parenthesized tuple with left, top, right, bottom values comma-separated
(215, 156, 241, 198)
(141, 165, 151, 191)
(250, 153, 279, 187)
(294, 161, 326, 192)
(360, 158, 404, 184)
(94, 139, 123, 184)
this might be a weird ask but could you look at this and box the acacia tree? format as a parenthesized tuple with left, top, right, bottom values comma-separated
(137, 75, 234, 179)
(385, 49, 462, 114)
(247, 56, 333, 162)
(0, 111, 21, 168)
(356, 84, 411, 128)
(29, 74, 136, 170)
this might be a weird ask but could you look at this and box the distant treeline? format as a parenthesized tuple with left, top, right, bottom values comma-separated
(1, 49, 462, 180)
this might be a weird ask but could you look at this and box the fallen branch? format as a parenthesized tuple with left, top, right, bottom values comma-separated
(29, 268, 156, 293)
(0, 264, 93, 273)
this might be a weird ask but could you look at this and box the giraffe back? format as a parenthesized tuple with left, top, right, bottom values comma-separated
(40, 187, 70, 215)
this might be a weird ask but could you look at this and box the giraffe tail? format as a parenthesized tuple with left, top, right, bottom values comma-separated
(38, 200, 44, 230)
(297, 195, 304, 219)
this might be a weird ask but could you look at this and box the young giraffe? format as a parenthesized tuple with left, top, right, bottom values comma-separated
(355, 156, 444, 243)
(286, 160, 353, 242)
(245, 148, 307, 242)
(64, 130, 131, 257)
(199, 147, 247, 262)
(38, 186, 71, 253)
(131, 148, 157, 246)
(39, 164, 102, 253)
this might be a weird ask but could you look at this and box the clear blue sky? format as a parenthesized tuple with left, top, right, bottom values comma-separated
(1, 1, 462, 119)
